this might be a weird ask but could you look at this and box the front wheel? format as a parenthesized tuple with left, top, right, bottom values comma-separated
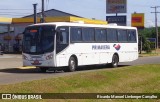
(68, 57, 77, 72)
(111, 54, 119, 68)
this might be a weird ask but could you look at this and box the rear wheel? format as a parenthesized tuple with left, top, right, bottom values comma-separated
(40, 67, 49, 73)
(111, 54, 119, 68)
(68, 57, 77, 72)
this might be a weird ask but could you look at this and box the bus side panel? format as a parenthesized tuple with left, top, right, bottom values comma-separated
(118, 43, 138, 62)
(55, 42, 138, 67)
(99, 52, 112, 64)
(67, 43, 110, 66)
(82, 53, 99, 65)
(56, 55, 67, 67)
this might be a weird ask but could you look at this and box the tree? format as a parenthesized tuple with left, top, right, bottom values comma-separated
(138, 27, 157, 53)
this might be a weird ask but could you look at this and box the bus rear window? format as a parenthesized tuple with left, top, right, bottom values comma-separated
(128, 30, 137, 42)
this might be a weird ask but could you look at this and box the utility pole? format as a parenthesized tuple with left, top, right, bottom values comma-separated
(151, 6, 160, 48)
(41, 0, 45, 23)
(33, 4, 37, 24)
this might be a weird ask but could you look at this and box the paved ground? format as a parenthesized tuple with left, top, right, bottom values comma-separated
(0, 54, 22, 69)
(0, 54, 160, 85)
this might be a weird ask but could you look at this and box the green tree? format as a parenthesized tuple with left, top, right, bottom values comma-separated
(138, 27, 157, 53)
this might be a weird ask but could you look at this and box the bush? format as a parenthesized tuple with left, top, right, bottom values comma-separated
(143, 40, 152, 53)
(150, 42, 156, 50)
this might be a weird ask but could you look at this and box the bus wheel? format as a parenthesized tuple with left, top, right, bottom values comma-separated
(68, 57, 77, 72)
(111, 54, 119, 68)
(40, 67, 49, 73)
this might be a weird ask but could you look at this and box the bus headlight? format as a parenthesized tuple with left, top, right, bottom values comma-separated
(46, 54, 53, 60)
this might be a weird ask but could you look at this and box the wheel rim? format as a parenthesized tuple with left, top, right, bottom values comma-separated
(112, 55, 118, 67)
(70, 60, 75, 70)
(113, 59, 117, 66)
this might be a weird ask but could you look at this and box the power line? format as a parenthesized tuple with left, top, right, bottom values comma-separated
(0, 12, 31, 14)
(0, 8, 41, 11)
(0, 14, 27, 16)
(0, 12, 32, 17)
(0, 9, 32, 11)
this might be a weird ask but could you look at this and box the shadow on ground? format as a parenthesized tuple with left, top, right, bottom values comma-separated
(0, 65, 130, 74)
(0, 68, 40, 73)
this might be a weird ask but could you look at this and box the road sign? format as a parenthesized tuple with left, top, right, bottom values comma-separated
(147, 38, 156, 42)
(106, 0, 127, 13)
(131, 13, 144, 29)
(106, 16, 126, 26)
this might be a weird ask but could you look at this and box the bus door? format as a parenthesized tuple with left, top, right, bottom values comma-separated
(56, 26, 69, 66)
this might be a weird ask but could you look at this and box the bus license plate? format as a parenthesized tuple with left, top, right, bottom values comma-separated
(32, 60, 41, 65)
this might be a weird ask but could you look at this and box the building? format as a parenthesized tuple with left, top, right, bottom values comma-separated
(0, 9, 107, 53)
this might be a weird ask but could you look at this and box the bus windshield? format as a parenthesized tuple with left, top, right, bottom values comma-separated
(23, 26, 55, 54)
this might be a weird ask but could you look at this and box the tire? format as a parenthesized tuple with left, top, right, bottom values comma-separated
(68, 57, 77, 72)
(111, 54, 119, 68)
(40, 67, 49, 73)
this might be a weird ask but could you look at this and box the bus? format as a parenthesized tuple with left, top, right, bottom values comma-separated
(22, 22, 138, 72)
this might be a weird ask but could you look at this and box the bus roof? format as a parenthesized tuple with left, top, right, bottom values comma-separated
(28, 22, 137, 30)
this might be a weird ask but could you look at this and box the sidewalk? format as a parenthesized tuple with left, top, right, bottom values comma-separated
(0, 54, 22, 69)
(0, 54, 22, 58)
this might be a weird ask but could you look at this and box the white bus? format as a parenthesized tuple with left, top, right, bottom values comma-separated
(22, 22, 138, 72)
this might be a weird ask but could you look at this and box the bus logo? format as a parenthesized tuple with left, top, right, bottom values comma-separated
(113, 44, 121, 51)
(32, 60, 41, 65)
(92, 45, 110, 50)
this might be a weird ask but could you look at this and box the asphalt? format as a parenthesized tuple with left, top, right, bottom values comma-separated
(0, 54, 160, 85)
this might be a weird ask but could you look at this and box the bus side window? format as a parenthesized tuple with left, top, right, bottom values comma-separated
(128, 30, 137, 42)
(82, 27, 95, 42)
(59, 32, 68, 44)
(56, 27, 69, 44)
(95, 28, 107, 42)
(56, 27, 69, 54)
(107, 28, 118, 42)
(118, 29, 127, 42)
(70, 27, 82, 42)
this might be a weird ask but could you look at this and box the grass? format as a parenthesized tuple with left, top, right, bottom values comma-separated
(0, 64, 160, 102)
(139, 49, 160, 57)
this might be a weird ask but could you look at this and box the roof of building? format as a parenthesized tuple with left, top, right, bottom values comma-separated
(0, 9, 107, 25)
(12, 16, 107, 25)
(23, 9, 83, 18)
(0, 17, 12, 25)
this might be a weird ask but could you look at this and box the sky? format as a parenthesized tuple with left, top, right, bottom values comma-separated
(0, 0, 160, 27)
